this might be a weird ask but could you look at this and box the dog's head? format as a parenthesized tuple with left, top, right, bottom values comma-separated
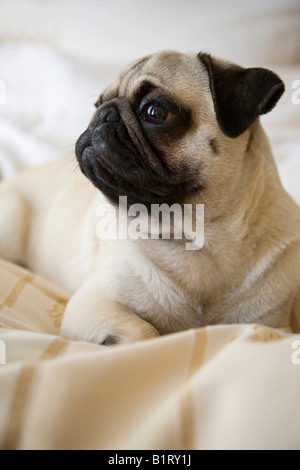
(76, 51, 284, 210)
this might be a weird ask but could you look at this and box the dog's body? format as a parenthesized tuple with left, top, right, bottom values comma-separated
(1, 51, 300, 344)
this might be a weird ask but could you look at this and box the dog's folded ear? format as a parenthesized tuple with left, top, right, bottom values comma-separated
(198, 52, 285, 138)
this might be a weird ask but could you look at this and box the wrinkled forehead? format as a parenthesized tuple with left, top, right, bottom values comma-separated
(102, 51, 209, 107)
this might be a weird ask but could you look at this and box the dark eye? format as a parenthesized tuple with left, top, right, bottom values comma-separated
(142, 103, 174, 125)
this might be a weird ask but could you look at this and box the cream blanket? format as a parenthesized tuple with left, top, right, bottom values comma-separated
(0, 258, 299, 450)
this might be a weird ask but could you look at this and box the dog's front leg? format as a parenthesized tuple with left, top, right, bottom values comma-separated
(0, 181, 30, 264)
(60, 277, 160, 345)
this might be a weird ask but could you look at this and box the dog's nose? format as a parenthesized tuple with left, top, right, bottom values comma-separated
(98, 106, 120, 124)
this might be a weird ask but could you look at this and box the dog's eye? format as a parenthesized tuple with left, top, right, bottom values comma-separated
(142, 103, 174, 125)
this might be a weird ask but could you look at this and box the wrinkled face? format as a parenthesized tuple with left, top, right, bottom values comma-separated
(75, 51, 216, 207)
(75, 50, 284, 211)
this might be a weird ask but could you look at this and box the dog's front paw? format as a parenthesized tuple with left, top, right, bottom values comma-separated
(60, 290, 161, 345)
(60, 315, 160, 346)
(82, 322, 160, 345)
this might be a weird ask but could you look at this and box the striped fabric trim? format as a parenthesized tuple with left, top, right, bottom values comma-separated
(180, 328, 207, 449)
(0, 273, 35, 311)
(2, 338, 68, 450)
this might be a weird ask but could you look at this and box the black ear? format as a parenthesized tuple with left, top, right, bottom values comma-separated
(198, 52, 285, 138)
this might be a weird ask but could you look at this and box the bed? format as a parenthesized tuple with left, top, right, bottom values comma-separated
(0, 0, 300, 450)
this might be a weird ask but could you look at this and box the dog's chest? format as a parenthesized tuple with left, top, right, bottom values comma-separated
(114, 253, 203, 334)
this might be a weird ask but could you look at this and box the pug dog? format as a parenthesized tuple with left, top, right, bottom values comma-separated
(0, 50, 300, 344)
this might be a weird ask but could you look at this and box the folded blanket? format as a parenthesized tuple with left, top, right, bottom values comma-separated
(0, 258, 300, 450)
